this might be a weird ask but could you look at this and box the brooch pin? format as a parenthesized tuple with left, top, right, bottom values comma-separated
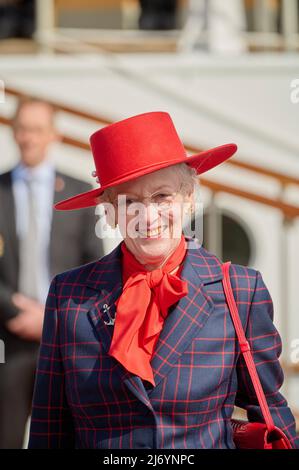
(91, 169, 100, 184)
(102, 303, 116, 326)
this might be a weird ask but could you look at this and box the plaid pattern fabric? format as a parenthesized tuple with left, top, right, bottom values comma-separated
(28, 237, 299, 449)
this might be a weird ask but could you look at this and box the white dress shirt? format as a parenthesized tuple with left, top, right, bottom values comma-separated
(12, 159, 55, 303)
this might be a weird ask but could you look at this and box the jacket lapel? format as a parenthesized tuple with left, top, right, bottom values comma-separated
(85, 237, 223, 408)
(86, 242, 155, 411)
(148, 244, 223, 391)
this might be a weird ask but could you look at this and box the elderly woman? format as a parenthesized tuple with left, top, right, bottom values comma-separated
(28, 112, 298, 449)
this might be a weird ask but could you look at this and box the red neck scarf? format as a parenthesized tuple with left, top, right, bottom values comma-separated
(108, 234, 188, 386)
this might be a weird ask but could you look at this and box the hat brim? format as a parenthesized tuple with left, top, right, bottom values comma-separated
(54, 143, 237, 210)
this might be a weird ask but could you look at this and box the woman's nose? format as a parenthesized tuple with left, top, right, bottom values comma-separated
(141, 202, 161, 228)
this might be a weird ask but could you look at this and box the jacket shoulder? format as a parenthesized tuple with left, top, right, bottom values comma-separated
(56, 171, 93, 193)
(229, 261, 258, 286)
(225, 261, 260, 314)
(196, 242, 258, 290)
(198, 243, 258, 297)
(54, 242, 121, 286)
(0, 170, 12, 187)
(0, 169, 92, 192)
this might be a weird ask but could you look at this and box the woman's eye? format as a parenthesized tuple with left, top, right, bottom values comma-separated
(155, 194, 169, 200)
(126, 198, 137, 205)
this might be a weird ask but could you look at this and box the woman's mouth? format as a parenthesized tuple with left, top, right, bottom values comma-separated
(137, 225, 167, 238)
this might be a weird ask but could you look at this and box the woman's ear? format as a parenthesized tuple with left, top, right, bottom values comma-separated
(98, 189, 118, 229)
(182, 192, 193, 229)
(105, 202, 117, 229)
(184, 189, 195, 214)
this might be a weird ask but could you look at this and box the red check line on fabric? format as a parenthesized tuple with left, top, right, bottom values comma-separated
(222, 261, 276, 434)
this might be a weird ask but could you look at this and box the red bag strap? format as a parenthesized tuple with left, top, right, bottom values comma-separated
(221, 261, 276, 433)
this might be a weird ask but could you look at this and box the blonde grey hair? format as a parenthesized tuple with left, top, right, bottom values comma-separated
(172, 162, 199, 195)
(99, 162, 200, 204)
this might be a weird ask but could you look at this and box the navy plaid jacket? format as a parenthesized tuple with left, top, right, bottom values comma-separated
(28, 237, 299, 449)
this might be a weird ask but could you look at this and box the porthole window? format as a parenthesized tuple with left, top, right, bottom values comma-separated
(201, 209, 253, 266)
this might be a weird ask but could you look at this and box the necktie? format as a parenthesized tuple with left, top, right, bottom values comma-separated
(18, 175, 40, 300)
(108, 234, 188, 386)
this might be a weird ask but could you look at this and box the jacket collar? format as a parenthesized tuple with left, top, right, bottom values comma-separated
(85, 236, 223, 290)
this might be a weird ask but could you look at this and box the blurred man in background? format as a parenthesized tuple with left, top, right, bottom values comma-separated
(0, 98, 103, 448)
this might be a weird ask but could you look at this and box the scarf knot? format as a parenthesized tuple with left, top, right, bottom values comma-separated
(146, 269, 163, 288)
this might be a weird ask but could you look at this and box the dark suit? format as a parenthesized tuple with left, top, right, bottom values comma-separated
(28, 237, 299, 449)
(0, 169, 104, 448)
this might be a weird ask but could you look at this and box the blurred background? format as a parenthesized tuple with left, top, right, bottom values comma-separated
(0, 0, 299, 448)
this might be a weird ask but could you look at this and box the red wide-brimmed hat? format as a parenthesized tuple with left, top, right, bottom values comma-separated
(54, 111, 237, 210)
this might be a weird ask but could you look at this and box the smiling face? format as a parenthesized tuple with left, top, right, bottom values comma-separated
(108, 166, 194, 270)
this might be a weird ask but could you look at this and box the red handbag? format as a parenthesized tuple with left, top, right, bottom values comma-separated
(222, 261, 293, 449)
